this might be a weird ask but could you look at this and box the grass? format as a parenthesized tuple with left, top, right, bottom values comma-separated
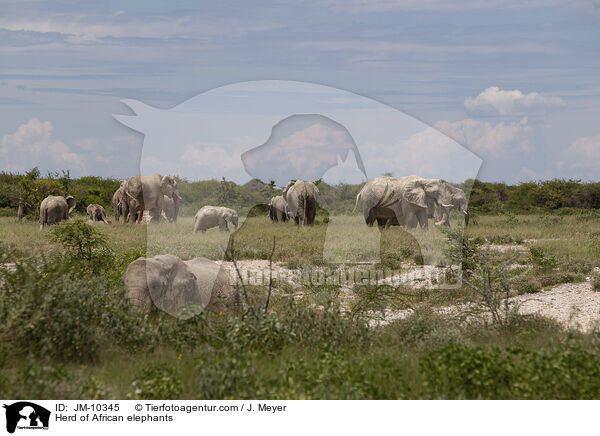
(2, 211, 600, 399)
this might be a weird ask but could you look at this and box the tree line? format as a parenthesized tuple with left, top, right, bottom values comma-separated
(1, 169, 599, 218)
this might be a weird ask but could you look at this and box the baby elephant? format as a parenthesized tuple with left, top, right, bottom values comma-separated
(124, 254, 240, 318)
(194, 206, 238, 233)
(86, 204, 110, 224)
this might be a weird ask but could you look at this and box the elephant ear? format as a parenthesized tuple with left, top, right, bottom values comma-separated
(282, 181, 295, 201)
(65, 196, 77, 214)
(404, 183, 427, 209)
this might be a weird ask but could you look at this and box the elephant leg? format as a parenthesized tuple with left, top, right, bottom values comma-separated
(385, 218, 393, 229)
(416, 208, 429, 230)
(219, 218, 229, 232)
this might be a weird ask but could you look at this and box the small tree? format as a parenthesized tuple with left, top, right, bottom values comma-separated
(49, 219, 113, 273)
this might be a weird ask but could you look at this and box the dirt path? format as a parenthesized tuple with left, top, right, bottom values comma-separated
(219, 260, 600, 331)
(512, 282, 600, 331)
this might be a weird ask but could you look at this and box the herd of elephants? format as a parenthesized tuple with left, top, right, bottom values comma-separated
(33, 173, 470, 316)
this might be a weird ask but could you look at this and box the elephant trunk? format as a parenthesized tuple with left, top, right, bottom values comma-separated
(463, 209, 470, 226)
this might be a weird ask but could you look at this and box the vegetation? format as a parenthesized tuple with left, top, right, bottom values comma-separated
(1, 168, 600, 399)
(2, 169, 600, 221)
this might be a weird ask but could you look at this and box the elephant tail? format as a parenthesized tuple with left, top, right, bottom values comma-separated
(353, 184, 367, 213)
(302, 185, 308, 224)
(125, 190, 139, 210)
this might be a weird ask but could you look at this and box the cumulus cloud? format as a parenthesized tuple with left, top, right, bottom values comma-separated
(242, 116, 366, 187)
(464, 86, 565, 116)
(435, 117, 531, 157)
(180, 145, 243, 171)
(560, 134, 600, 171)
(1, 118, 86, 173)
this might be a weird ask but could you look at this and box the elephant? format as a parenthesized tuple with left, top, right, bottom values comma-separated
(124, 174, 178, 223)
(162, 192, 181, 223)
(194, 206, 239, 232)
(86, 204, 110, 223)
(39, 195, 76, 228)
(282, 180, 319, 226)
(354, 175, 469, 229)
(268, 195, 288, 222)
(17, 199, 32, 220)
(112, 180, 130, 223)
(124, 254, 240, 317)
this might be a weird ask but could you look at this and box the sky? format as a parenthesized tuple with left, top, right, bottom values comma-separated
(1, 0, 599, 183)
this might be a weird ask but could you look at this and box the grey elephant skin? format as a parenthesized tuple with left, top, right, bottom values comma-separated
(112, 180, 134, 223)
(283, 180, 319, 225)
(355, 175, 468, 229)
(39, 195, 76, 228)
(269, 195, 288, 222)
(86, 204, 110, 223)
(162, 193, 181, 222)
(124, 254, 239, 317)
(194, 206, 238, 232)
(123, 174, 178, 223)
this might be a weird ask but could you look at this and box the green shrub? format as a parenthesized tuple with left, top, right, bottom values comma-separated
(0, 252, 158, 362)
(48, 219, 114, 274)
(510, 275, 543, 295)
(528, 247, 559, 270)
(421, 344, 600, 399)
(81, 376, 108, 400)
(129, 364, 182, 400)
(225, 314, 295, 352)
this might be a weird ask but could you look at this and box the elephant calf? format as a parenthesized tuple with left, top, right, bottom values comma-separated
(268, 195, 288, 222)
(39, 195, 76, 228)
(194, 206, 238, 233)
(124, 254, 240, 317)
(86, 204, 110, 223)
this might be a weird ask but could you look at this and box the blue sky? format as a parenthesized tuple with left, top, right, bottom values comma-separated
(1, 0, 599, 183)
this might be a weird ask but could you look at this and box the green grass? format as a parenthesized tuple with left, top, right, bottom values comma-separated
(2, 212, 600, 399)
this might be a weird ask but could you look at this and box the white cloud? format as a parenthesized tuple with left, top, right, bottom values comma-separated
(360, 126, 481, 181)
(296, 40, 555, 56)
(464, 86, 565, 115)
(435, 117, 531, 157)
(312, 0, 599, 15)
(560, 134, 600, 171)
(1, 118, 86, 173)
(179, 145, 243, 171)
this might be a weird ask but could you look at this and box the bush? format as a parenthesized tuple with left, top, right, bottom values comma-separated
(225, 314, 295, 352)
(0, 252, 158, 362)
(382, 309, 470, 350)
(421, 344, 600, 399)
(48, 219, 114, 274)
(129, 364, 182, 400)
(510, 275, 543, 295)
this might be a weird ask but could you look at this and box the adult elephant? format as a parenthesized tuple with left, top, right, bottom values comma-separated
(39, 195, 76, 228)
(124, 174, 178, 223)
(162, 192, 181, 223)
(87, 204, 110, 223)
(112, 180, 129, 222)
(124, 254, 240, 318)
(268, 195, 288, 223)
(283, 180, 319, 226)
(354, 175, 469, 229)
(194, 206, 238, 232)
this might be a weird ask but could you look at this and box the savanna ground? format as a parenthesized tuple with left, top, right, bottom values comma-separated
(2, 209, 600, 400)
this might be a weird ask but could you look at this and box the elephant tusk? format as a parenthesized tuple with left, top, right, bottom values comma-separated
(462, 210, 469, 215)
(441, 203, 453, 208)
